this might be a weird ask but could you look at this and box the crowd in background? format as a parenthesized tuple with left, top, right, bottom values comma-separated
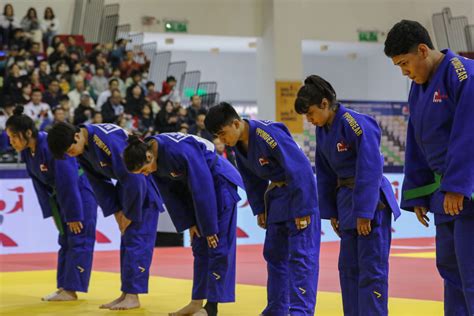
(0, 3, 235, 164)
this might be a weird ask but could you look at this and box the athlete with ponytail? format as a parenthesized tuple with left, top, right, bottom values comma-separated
(123, 133, 243, 316)
(5, 106, 98, 302)
(295, 75, 401, 315)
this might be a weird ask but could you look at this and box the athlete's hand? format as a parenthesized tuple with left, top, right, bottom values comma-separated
(330, 217, 340, 237)
(67, 221, 83, 234)
(444, 192, 464, 216)
(357, 218, 371, 236)
(295, 216, 311, 230)
(114, 211, 132, 235)
(189, 225, 201, 243)
(207, 234, 219, 249)
(414, 206, 430, 227)
(257, 213, 266, 229)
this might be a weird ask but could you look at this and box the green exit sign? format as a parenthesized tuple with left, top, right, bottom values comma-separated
(165, 20, 188, 33)
(358, 31, 378, 42)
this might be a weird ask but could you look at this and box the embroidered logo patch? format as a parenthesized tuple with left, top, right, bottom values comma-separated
(432, 89, 448, 103)
(259, 157, 270, 166)
(170, 171, 182, 178)
(336, 141, 349, 152)
(40, 164, 48, 172)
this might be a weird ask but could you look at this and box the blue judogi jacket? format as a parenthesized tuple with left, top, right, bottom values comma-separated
(78, 123, 162, 222)
(401, 49, 474, 224)
(22, 131, 93, 222)
(315, 105, 401, 230)
(147, 133, 243, 236)
(234, 120, 319, 224)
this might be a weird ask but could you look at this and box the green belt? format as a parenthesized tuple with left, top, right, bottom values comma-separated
(403, 173, 474, 200)
(49, 168, 85, 236)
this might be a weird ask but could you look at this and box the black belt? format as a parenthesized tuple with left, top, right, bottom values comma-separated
(337, 177, 386, 210)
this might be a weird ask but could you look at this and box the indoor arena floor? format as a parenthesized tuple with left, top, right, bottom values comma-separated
(0, 238, 442, 315)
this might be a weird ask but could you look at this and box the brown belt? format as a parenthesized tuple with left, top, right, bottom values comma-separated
(337, 177, 386, 210)
(262, 181, 287, 228)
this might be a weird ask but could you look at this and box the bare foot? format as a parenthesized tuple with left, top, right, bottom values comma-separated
(42, 290, 78, 301)
(169, 300, 203, 316)
(192, 309, 208, 316)
(99, 293, 125, 309)
(109, 293, 140, 310)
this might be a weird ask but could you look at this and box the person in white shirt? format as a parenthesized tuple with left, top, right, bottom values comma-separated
(68, 77, 96, 111)
(0, 4, 19, 47)
(41, 7, 59, 47)
(24, 89, 52, 127)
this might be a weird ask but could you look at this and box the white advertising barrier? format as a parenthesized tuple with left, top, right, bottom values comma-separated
(183, 174, 436, 246)
(0, 179, 122, 254)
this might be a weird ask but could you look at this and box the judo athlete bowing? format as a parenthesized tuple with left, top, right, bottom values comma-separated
(205, 102, 321, 316)
(123, 133, 243, 316)
(6, 106, 98, 301)
(385, 20, 474, 316)
(47, 122, 163, 310)
(295, 75, 401, 316)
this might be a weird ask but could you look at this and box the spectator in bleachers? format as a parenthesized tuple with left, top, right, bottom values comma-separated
(16, 82, 32, 105)
(42, 78, 62, 109)
(158, 75, 180, 105)
(40, 106, 66, 131)
(97, 78, 119, 110)
(48, 42, 71, 68)
(26, 42, 42, 68)
(137, 103, 154, 136)
(0, 98, 15, 132)
(213, 137, 237, 167)
(67, 36, 85, 60)
(41, 7, 58, 48)
(178, 122, 189, 134)
(90, 66, 108, 97)
(92, 111, 103, 124)
(125, 70, 144, 93)
(29, 72, 44, 92)
(51, 60, 69, 81)
(10, 28, 31, 51)
(187, 94, 204, 124)
(68, 77, 95, 110)
(101, 89, 125, 123)
(144, 81, 160, 115)
(155, 100, 179, 133)
(189, 111, 213, 142)
(0, 4, 19, 48)
(109, 38, 128, 68)
(58, 74, 71, 94)
(72, 92, 94, 125)
(58, 95, 72, 122)
(177, 106, 190, 126)
(125, 83, 146, 116)
(24, 88, 52, 127)
(145, 81, 159, 103)
(2, 63, 26, 98)
(120, 50, 142, 80)
(110, 67, 126, 96)
(37, 60, 51, 86)
(20, 8, 42, 48)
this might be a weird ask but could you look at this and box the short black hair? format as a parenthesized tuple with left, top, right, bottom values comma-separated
(47, 122, 79, 159)
(6, 105, 38, 139)
(109, 78, 119, 86)
(59, 95, 70, 102)
(166, 76, 176, 83)
(384, 20, 435, 57)
(123, 134, 152, 172)
(52, 106, 64, 114)
(295, 75, 337, 114)
(146, 81, 155, 88)
(204, 102, 240, 135)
